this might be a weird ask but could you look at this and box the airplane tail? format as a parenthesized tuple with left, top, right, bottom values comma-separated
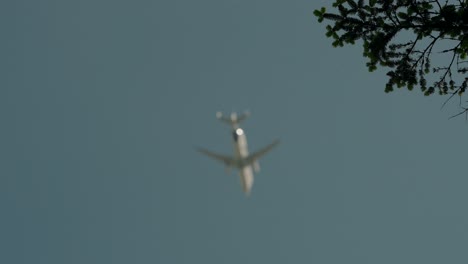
(216, 111, 250, 126)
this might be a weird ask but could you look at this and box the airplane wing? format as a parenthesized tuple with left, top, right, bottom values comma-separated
(196, 147, 236, 166)
(245, 139, 280, 165)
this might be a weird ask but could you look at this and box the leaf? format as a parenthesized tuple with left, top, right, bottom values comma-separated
(323, 13, 344, 21)
(397, 12, 408, 19)
(346, 0, 357, 9)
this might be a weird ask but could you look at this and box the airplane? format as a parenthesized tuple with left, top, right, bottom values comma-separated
(197, 111, 279, 196)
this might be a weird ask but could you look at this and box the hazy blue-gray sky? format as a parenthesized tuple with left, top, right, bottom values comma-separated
(2, 1, 468, 263)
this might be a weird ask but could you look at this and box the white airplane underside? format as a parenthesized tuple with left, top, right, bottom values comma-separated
(197, 112, 279, 196)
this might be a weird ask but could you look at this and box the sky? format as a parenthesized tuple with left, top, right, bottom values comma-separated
(2, 0, 468, 263)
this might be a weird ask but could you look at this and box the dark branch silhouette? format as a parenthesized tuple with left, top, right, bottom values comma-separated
(314, 0, 468, 118)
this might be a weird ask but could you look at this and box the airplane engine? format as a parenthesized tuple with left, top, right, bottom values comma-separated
(253, 161, 260, 173)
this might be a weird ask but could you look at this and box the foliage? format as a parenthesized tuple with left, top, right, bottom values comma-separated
(314, 0, 468, 118)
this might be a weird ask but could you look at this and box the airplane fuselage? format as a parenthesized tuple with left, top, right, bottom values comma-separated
(231, 126, 254, 194)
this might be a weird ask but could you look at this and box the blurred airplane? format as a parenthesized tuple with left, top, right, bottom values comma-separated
(197, 111, 279, 196)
